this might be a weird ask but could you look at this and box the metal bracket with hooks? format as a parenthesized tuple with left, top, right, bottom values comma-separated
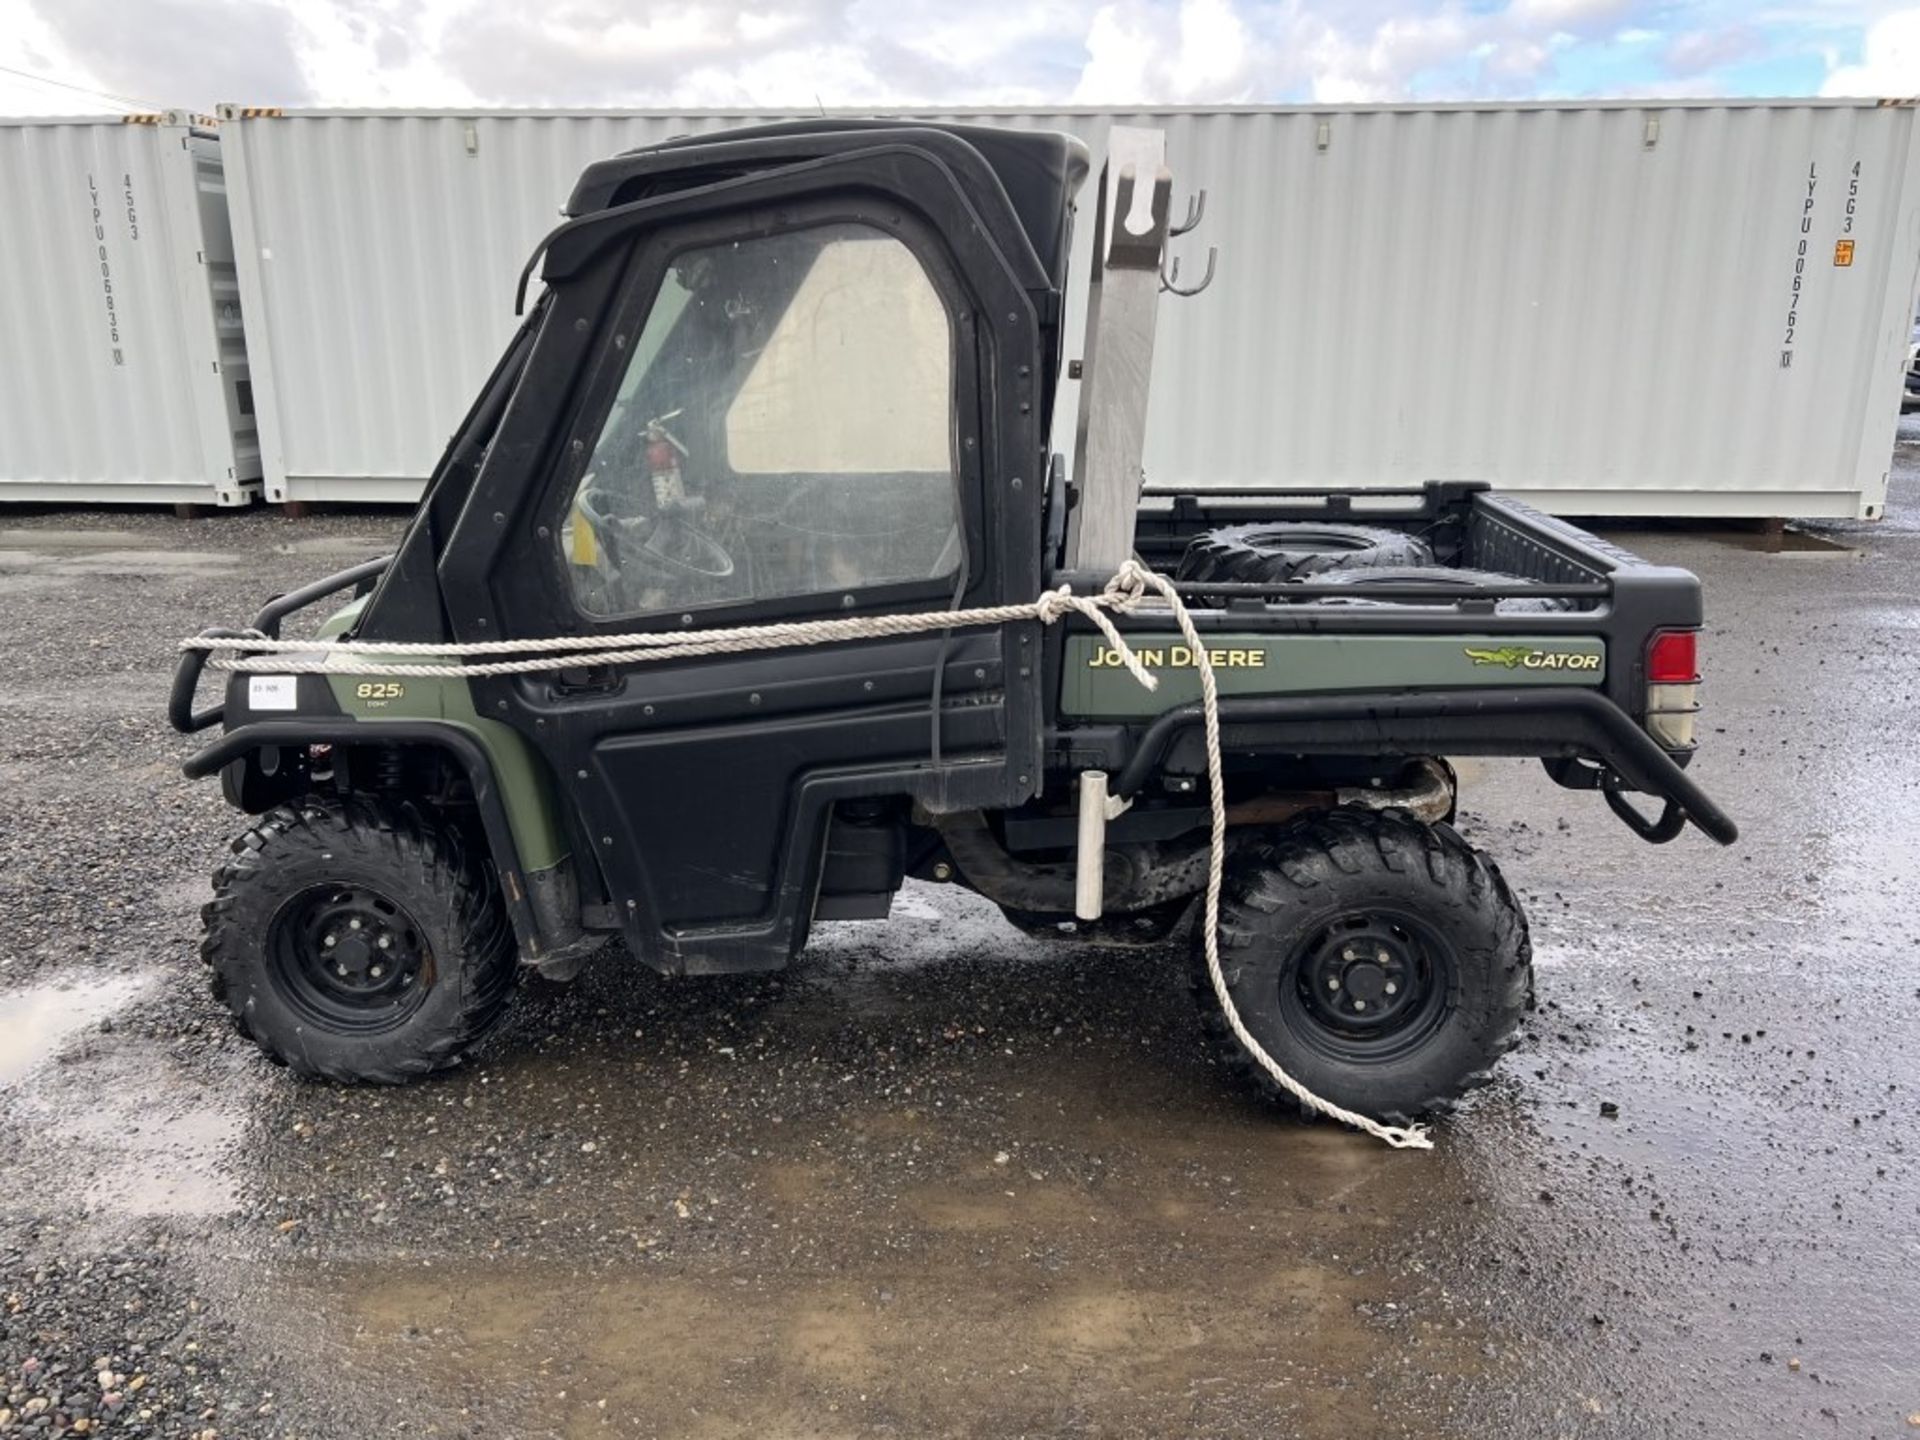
(1161, 246, 1217, 296)
(1068, 132, 1222, 569)
(1170, 187, 1206, 236)
(1160, 187, 1216, 296)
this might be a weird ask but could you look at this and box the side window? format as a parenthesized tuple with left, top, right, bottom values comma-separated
(561, 222, 961, 619)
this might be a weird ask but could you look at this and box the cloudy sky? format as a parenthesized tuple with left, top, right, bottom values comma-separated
(0, 0, 1915, 116)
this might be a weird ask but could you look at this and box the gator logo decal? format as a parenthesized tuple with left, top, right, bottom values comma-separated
(1464, 645, 1601, 672)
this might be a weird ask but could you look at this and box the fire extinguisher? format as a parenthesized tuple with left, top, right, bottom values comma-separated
(645, 409, 690, 511)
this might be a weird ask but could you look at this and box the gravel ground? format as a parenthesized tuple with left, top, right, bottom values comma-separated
(2, 423, 1919, 1438)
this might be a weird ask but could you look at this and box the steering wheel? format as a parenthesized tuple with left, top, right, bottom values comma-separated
(575, 483, 736, 582)
(640, 514, 735, 579)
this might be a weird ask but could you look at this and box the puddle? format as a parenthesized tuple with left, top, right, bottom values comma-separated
(0, 972, 245, 1217)
(52, 1060, 245, 1217)
(270, 535, 398, 557)
(888, 888, 942, 921)
(1592, 522, 1857, 555)
(0, 526, 395, 556)
(0, 573, 65, 598)
(275, 1212, 1477, 1440)
(0, 974, 145, 1086)
(0, 527, 155, 551)
(49, 550, 259, 577)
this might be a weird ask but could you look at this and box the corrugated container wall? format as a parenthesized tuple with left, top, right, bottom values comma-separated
(218, 102, 1920, 517)
(0, 113, 261, 505)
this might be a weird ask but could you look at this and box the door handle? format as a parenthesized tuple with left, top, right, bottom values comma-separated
(550, 664, 621, 697)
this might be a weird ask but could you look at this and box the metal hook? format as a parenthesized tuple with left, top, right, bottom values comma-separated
(1160, 246, 1217, 297)
(1170, 188, 1207, 237)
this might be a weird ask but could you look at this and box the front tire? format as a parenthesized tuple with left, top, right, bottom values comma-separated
(202, 797, 517, 1083)
(1194, 809, 1531, 1123)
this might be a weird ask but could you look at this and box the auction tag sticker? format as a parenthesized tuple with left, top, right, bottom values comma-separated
(248, 675, 298, 711)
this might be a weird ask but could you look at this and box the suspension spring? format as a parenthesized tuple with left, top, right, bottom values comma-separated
(372, 746, 405, 792)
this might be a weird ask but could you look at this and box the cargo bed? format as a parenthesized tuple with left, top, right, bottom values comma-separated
(1048, 481, 1733, 845)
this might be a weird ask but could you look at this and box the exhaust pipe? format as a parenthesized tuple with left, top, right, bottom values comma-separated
(1335, 757, 1455, 823)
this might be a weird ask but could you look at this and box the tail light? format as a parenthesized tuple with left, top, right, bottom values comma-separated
(1645, 628, 1700, 749)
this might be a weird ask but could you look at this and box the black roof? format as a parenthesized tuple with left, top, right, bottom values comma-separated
(565, 118, 1090, 292)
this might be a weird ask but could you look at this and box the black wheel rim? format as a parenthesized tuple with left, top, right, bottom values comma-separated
(1247, 528, 1373, 554)
(267, 884, 436, 1034)
(1278, 908, 1454, 1063)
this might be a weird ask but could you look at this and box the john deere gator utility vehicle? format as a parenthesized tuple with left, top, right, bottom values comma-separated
(171, 119, 1735, 1124)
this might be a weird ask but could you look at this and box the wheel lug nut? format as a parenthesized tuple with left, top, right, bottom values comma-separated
(1342, 948, 1356, 961)
(378, 936, 392, 950)
(1376, 949, 1389, 964)
(1384, 981, 1398, 995)
(349, 918, 363, 931)
(1327, 977, 1340, 990)
(1354, 999, 1367, 1011)
(336, 964, 348, 978)
(370, 964, 384, 979)
(323, 935, 337, 948)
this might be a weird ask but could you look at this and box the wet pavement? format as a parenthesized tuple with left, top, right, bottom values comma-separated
(2, 422, 1919, 1437)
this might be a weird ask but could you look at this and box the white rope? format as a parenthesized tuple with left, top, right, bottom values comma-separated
(182, 559, 1428, 1148)
(181, 572, 1157, 681)
(1131, 567, 1431, 1150)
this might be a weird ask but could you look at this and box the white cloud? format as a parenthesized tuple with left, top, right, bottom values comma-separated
(1298, 10, 1475, 102)
(1070, 0, 1259, 104)
(1665, 25, 1764, 76)
(871, 0, 1086, 83)
(0, 0, 1897, 118)
(31, 0, 313, 107)
(1173, 0, 1254, 97)
(1483, 37, 1554, 78)
(0, 0, 120, 114)
(1290, 0, 1630, 102)
(1821, 6, 1920, 96)
(295, 0, 475, 107)
(1506, 0, 1634, 29)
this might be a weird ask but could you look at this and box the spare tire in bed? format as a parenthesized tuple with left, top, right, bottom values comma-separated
(1175, 522, 1434, 586)
(1308, 565, 1574, 614)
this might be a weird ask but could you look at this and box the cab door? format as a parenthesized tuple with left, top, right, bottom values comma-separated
(440, 148, 1049, 973)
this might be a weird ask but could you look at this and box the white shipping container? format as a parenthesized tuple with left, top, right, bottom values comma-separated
(218, 101, 1920, 518)
(0, 113, 261, 506)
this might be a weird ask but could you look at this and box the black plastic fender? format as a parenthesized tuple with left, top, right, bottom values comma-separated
(183, 721, 549, 954)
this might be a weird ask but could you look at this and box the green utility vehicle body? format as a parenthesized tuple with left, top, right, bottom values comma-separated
(169, 118, 1733, 1109)
(1057, 632, 1606, 717)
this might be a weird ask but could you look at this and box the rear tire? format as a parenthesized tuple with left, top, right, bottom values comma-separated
(1311, 564, 1573, 614)
(1177, 522, 1433, 586)
(1192, 809, 1530, 1123)
(202, 797, 517, 1083)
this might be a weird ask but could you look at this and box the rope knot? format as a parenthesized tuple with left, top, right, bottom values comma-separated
(1102, 559, 1151, 612)
(1032, 586, 1078, 625)
(1027, 582, 1155, 689)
